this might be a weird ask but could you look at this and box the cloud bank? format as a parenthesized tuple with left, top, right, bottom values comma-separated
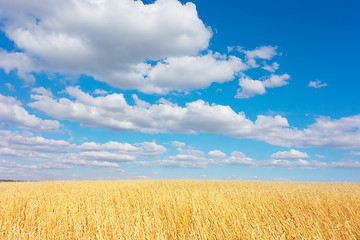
(27, 87, 360, 150)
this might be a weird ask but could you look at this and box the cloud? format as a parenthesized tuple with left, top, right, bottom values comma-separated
(0, 50, 37, 83)
(139, 148, 255, 168)
(208, 150, 226, 158)
(138, 53, 247, 94)
(31, 87, 53, 97)
(308, 80, 328, 88)
(0, 1, 291, 95)
(139, 154, 209, 168)
(235, 76, 266, 98)
(224, 151, 255, 166)
(258, 115, 360, 150)
(1, 130, 359, 172)
(93, 89, 108, 95)
(244, 46, 278, 60)
(28, 87, 360, 150)
(243, 46, 278, 68)
(171, 141, 186, 148)
(29, 86, 289, 136)
(262, 62, 279, 72)
(0, 0, 215, 93)
(0, 94, 60, 131)
(0, 130, 166, 170)
(271, 149, 309, 159)
(330, 159, 360, 169)
(137, 147, 328, 169)
(5, 83, 14, 91)
(350, 151, 360, 156)
(263, 159, 310, 168)
(236, 74, 290, 98)
(78, 141, 166, 158)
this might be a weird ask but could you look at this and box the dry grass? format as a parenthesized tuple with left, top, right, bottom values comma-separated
(1, 180, 359, 239)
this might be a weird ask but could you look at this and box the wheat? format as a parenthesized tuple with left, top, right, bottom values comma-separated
(1, 180, 359, 239)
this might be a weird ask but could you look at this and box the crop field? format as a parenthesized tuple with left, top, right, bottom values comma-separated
(1, 180, 359, 239)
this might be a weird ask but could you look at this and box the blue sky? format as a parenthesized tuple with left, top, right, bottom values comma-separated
(0, 0, 360, 181)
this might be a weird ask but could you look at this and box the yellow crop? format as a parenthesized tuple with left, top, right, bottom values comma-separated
(1, 180, 359, 239)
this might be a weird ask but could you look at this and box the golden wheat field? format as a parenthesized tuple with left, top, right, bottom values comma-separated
(1, 180, 360, 239)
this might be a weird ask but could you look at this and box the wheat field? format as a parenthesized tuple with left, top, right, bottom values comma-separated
(1, 180, 359, 239)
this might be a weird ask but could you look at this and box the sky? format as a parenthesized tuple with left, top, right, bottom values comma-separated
(0, 0, 360, 181)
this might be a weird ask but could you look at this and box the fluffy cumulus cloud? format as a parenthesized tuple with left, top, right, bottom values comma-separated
(138, 53, 247, 93)
(244, 46, 278, 60)
(0, 0, 291, 95)
(0, 94, 60, 131)
(0, 130, 71, 153)
(258, 115, 360, 150)
(242, 46, 278, 68)
(171, 141, 186, 148)
(0, 0, 223, 93)
(236, 74, 291, 99)
(208, 150, 227, 158)
(27, 87, 360, 150)
(28, 86, 289, 135)
(271, 149, 309, 159)
(31, 87, 53, 97)
(262, 62, 280, 72)
(0, 50, 37, 83)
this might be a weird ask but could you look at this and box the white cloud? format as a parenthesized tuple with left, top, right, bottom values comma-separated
(258, 115, 360, 150)
(0, 130, 166, 169)
(330, 159, 360, 169)
(177, 147, 205, 156)
(242, 46, 278, 68)
(235, 76, 266, 98)
(31, 87, 53, 97)
(262, 62, 279, 72)
(137, 147, 326, 169)
(244, 46, 278, 60)
(28, 86, 360, 150)
(78, 141, 166, 158)
(263, 159, 310, 168)
(139, 53, 247, 93)
(78, 151, 136, 162)
(1, 130, 359, 172)
(0, 0, 214, 93)
(0, 130, 71, 154)
(139, 154, 209, 168)
(171, 141, 186, 148)
(93, 89, 108, 95)
(350, 151, 360, 156)
(0, 50, 37, 83)
(271, 149, 309, 159)
(29, 86, 289, 136)
(263, 74, 291, 88)
(308, 80, 328, 88)
(139, 148, 254, 168)
(208, 150, 226, 158)
(5, 83, 14, 91)
(225, 151, 255, 166)
(236, 74, 290, 98)
(0, 1, 291, 95)
(0, 94, 60, 131)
